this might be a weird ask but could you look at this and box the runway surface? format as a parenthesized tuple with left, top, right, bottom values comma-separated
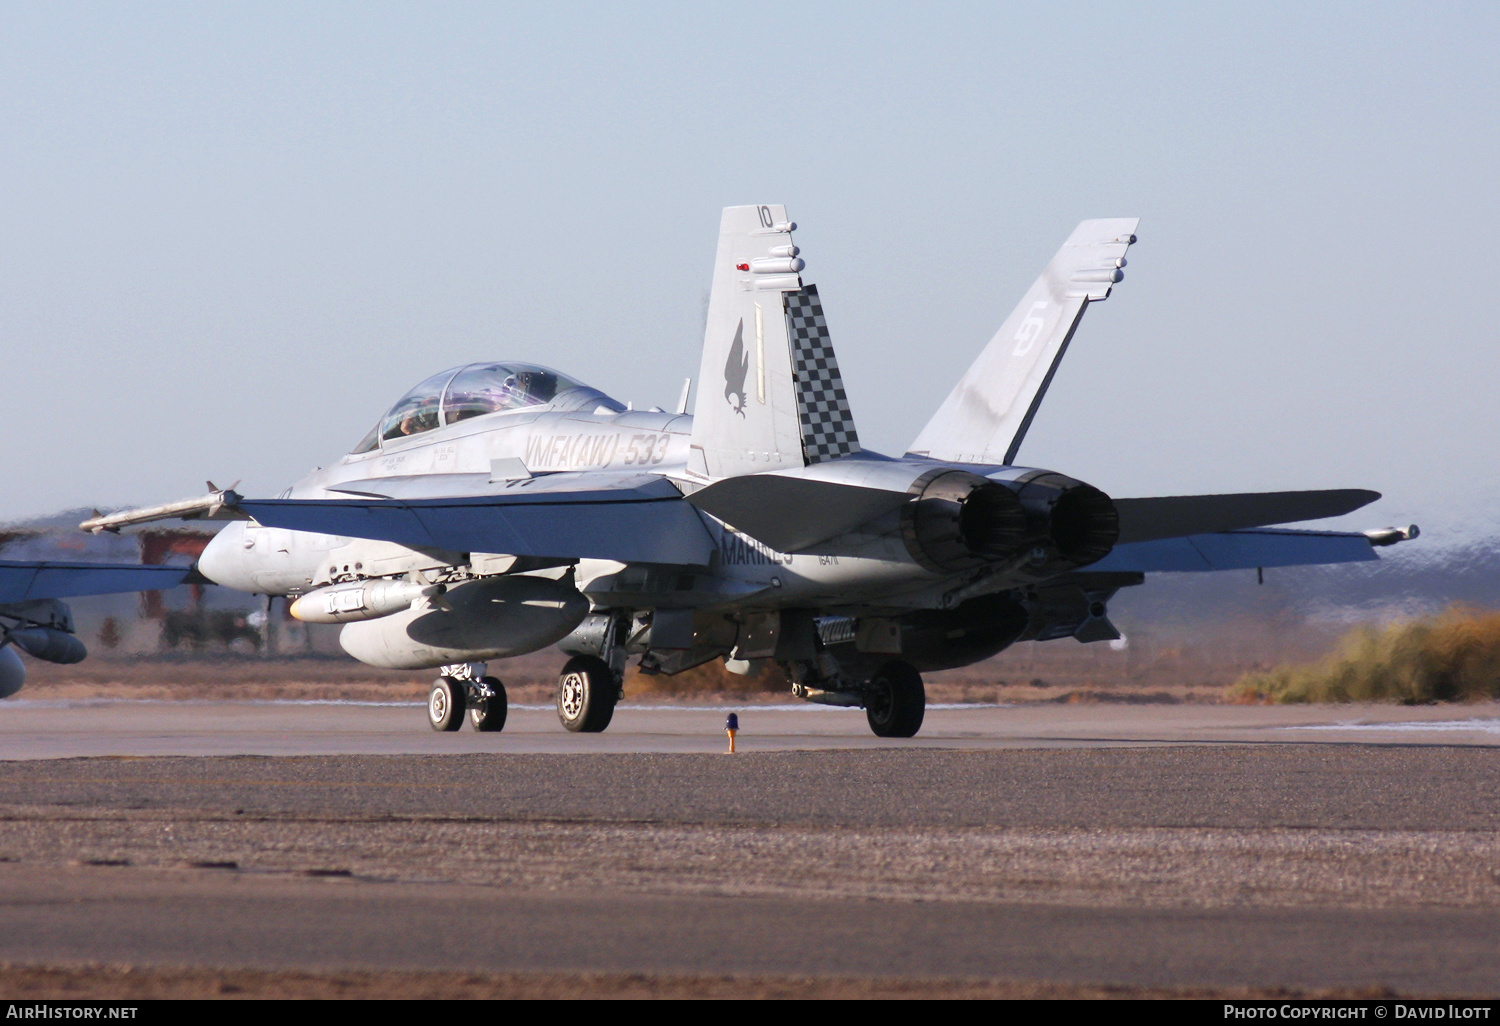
(6, 697, 1500, 757)
(3, 700, 1500, 997)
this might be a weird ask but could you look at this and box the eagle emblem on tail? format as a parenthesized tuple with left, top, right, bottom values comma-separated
(724, 319, 748, 416)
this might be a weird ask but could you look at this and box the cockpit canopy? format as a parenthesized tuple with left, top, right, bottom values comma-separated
(350, 362, 589, 453)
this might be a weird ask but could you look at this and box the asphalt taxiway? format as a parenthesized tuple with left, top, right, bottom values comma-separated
(5, 698, 1500, 757)
(3, 700, 1500, 997)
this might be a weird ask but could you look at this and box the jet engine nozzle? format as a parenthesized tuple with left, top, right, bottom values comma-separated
(901, 470, 1029, 572)
(900, 468, 1118, 576)
(289, 578, 444, 624)
(1008, 472, 1119, 571)
(6, 627, 88, 665)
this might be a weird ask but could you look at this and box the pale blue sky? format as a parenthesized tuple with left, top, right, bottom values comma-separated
(4, 2, 1498, 544)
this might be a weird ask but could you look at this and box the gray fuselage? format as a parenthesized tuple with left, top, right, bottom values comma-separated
(197, 383, 978, 619)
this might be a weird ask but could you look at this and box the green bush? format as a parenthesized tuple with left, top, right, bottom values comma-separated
(1230, 607, 1500, 704)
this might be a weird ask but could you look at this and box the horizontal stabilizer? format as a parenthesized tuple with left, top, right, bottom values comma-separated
(686, 474, 910, 552)
(0, 561, 195, 604)
(238, 478, 714, 566)
(1086, 527, 1379, 573)
(1114, 489, 1380, 544)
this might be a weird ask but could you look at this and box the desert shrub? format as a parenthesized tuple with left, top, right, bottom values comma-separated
(1229, 607, 1500, 704)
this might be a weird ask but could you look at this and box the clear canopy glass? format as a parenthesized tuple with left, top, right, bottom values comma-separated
(442, 363, 579, 424)
(379, 369, 455, 442)
(349, 422, 380, 454)
(358, 363, 584, 451)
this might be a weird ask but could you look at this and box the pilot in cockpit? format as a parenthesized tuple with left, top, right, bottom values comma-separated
(399, 396, 441, 435)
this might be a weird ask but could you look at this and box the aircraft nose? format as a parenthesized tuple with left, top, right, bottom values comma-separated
(197, 521, 254, 591)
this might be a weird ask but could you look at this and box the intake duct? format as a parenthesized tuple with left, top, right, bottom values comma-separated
(901, 468, 1118, 574)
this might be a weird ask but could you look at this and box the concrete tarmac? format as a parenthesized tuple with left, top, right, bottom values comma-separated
(4, 700, 1500, 997)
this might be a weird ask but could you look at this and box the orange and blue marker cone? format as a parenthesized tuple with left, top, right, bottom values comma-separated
(725, 712, 739, 754)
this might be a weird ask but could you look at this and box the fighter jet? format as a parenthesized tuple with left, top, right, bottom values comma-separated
(81, 206, 1416, 737)
(0, 559, 195, 697)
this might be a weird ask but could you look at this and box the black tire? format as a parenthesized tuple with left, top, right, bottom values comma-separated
(427, 676, 465, 732)
(865, 661, 925, 738)
(556, 655, 619, 733)
(467, 676, 508, 733)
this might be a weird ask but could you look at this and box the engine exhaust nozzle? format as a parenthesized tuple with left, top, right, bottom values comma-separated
(1009, 472, 1119, 568)
(901, 470, 1029, 573)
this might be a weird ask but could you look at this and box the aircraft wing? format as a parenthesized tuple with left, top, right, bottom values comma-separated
(237, 476, 715, 566)
(0, 561, 195, 604)
(1084, 527, 1380, 573)
(1112, 489, 1380, 543)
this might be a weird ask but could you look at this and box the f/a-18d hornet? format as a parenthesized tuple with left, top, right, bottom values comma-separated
(83, 206, 1416, 737)
(0, 559, 194, 697)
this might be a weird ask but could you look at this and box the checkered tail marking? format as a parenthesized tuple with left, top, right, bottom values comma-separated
(784, 285, 860, 464)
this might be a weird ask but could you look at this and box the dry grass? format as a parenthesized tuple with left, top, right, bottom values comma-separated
(1230, 606, 1500, 704)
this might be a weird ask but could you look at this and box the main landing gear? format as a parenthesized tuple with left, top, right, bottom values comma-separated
(789, 657, 927, 738)
(863, 661, 926, 738)
(427, 663, 508, 733)
(556, 655, 621, 733)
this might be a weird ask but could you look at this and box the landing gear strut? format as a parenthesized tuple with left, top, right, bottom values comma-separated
(556, 654, 620, 733)
(428, 663, 507, 733)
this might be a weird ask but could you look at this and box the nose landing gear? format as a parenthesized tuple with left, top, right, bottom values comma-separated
(427, 676, 465, 731)
(466, 676, 508, 732)
(427, 663, 507, 732)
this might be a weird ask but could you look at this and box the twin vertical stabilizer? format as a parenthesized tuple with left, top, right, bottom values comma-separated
(688, 205, 860, 480)
(687, 210, 1138, 480)
(908, 218, 1139, 466)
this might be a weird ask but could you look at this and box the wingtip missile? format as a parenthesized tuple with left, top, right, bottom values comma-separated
(1363, 524, 1420, 547)
(78, 485, 248, 534)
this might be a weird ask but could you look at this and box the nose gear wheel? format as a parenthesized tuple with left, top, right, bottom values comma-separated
(427, 676, 466, 732)
(467, 676, 508, 732)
